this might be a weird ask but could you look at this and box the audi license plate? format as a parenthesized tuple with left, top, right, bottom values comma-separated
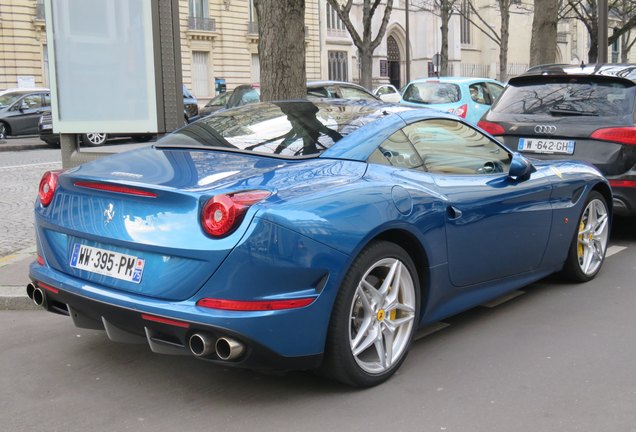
(70, 244, 145, 283)
(518, 138, 575, 155)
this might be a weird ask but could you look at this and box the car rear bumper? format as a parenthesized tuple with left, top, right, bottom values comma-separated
(28, 262, 326, 371)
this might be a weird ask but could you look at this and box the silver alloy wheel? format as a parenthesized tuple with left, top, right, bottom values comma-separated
(348, 257, 416, 374)
(0, 123, 7, 140)
(85, 133, 107, 145)
(576, 198, 609, 276)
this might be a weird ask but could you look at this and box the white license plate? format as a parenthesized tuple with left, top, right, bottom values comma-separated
(41, 124, 53, 130)
(518, 138, 575, 155)
(70, 244, 145, 283)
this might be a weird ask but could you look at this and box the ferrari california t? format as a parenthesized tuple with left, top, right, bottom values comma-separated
(29, 99, 611, 387)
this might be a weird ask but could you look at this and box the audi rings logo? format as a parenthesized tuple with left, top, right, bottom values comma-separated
(534, 124, 557, 134)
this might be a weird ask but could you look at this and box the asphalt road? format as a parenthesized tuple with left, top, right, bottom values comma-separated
(1, 220, 634, 432)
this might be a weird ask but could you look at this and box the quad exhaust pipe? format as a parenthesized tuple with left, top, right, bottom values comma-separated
(189, 333, 245, 361)
(26, 283, 46, 308)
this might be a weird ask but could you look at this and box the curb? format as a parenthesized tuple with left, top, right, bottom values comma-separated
(0, 141, 49, 152)
(0, 246, 38, 311)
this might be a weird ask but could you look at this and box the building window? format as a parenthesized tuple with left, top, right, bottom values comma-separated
(192, 51, 210, 96)
(326, 3, 345, 32)
(189, 0, 208, 18)
(460, 0, 471, 45)
(328, 51, 348, 81)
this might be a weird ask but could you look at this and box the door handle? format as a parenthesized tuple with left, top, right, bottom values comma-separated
(447, 206, 463, 220)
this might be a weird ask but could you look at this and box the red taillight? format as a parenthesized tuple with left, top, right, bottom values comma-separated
(38, 282, 59, 294)
(74, 181, 157, 197)
(609, 180, 636, 188)
(37, 255, 45, 266)
(448, 104, 468, 118)
(590, 127, 636, 146)
(201, 190, 271, 237)
(477, 120, 505, 136)
(141, 314, 191, 328)
(38, 170, 62, 207)
(196, 297, 315, 311)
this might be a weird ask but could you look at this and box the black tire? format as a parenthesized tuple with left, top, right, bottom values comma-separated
(321, 241, 420, 387)
(560, 191, 610, 282)
(132, 134, 153, 143)
(42, 138, 60, 148)
(81, 133, 108, 146)
(0, 122, 9, 140)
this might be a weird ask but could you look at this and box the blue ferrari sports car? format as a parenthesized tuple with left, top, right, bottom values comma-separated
(29, 99, 611, 387)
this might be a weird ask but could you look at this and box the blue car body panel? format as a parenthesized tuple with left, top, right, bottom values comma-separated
(29, 100, 610, 367)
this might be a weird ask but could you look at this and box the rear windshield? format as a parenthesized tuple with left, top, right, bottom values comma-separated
(491, 77, 635, 116)
(402, 82, 461, 104)
(157, 100, 409, 158)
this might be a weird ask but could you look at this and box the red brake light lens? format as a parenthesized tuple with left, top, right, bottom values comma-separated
(448, 104, 468, 118)
(38, 170, 62, 207)
(609, 180, 636, 188)
(196, 297, 315, 311)
(590, 127, 636, 146)
(477, 120, 505, 136)
(201, 190, 271, 237)
(74, 181, 157, 197)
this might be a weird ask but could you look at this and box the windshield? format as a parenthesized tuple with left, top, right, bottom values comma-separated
(157, 100, 408, 158)
(402, 82, 461, 104)
(492, 78, 635, 116)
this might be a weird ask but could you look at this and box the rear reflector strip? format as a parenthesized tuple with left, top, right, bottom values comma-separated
(75, 181, 157, 197)
(141, 314, 191, 328)
(196, 297, 315, 311)
(38, 282, 59, 294)
(609, 180, 636, 188)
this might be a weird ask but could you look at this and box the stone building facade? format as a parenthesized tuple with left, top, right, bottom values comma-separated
(0, 0, 633, 103)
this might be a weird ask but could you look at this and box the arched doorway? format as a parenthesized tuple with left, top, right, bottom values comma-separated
(387, 35, 401, 89)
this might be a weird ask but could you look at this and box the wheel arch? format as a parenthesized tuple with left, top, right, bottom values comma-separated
(592, 181, 613, 220)
(371, 228, 432, 316)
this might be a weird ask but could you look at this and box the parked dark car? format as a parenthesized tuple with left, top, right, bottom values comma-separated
(223, 81, 379, 110)
(38, 111, 154, 147)
(478, 64, 636, 216)
(0, 89, 50, 140)
(199, 91, 233, 117)
(183, 84, 200, 123)
(39, 85, 200, 146)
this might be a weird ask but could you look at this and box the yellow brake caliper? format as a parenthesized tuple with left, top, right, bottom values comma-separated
(577, 220, 585, 259)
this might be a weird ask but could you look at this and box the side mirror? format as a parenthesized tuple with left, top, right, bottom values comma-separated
(508, 152, 536, 180)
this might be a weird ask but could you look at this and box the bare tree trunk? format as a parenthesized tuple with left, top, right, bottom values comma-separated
(498, 0, 510, 82)
(254, 0, 306, 102)
(359, 46, 374, 89)
(440, 0, 451, 76)
(326, 0, 394, 90)
(529, 0, 558, 66)
(622, 30, 636, 62)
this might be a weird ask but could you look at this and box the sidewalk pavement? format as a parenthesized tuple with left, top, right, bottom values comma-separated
(0, 246, 39, 311)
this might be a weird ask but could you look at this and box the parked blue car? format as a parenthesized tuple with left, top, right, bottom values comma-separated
(29, 100, 610, 387)
(400, 77, 504, 125)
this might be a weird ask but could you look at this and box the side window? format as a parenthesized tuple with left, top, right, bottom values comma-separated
(485, 82, 504, 102)
(403, 119, 511, 175)
(368, 130, 425, 171)
(21, 95, 43, 109)
(469, 83, 487, 104)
